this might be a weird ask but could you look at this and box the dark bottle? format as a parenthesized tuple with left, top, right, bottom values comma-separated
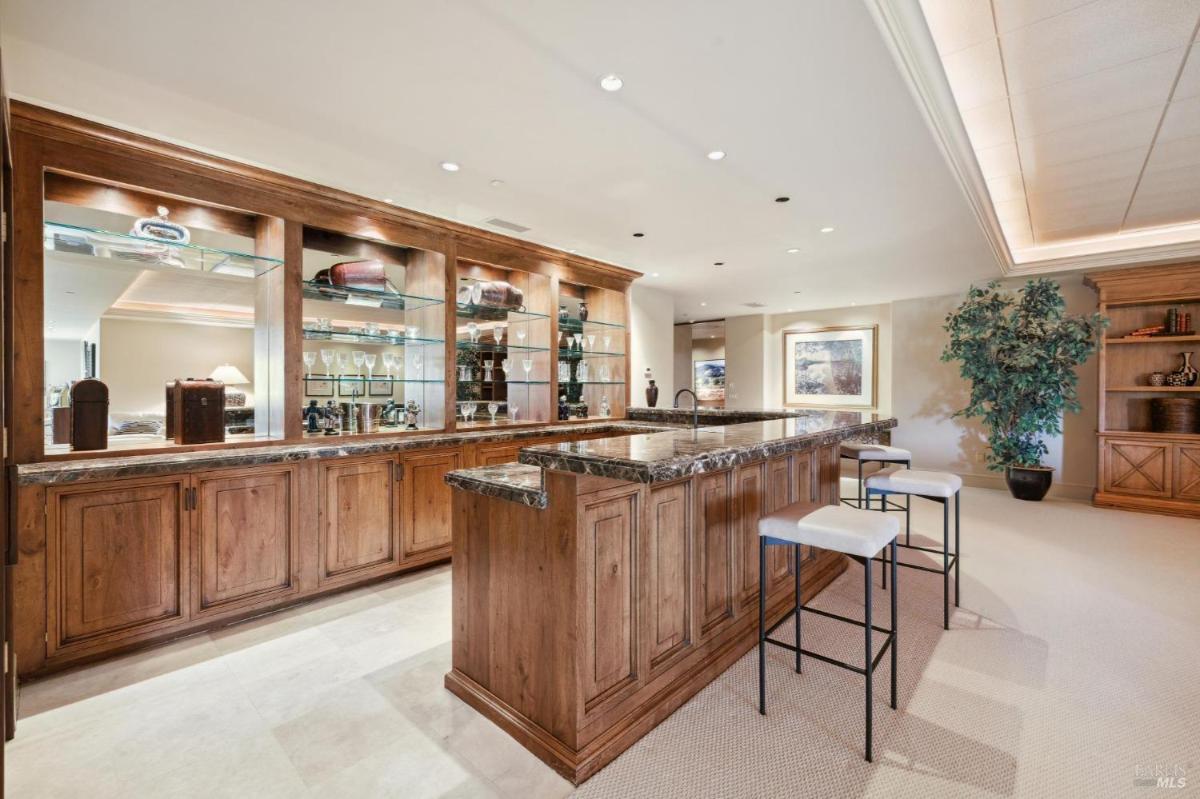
(646, 379, 659, 408)
(579, 300, 589, 322)
(558, 395, 569, 420)
(559, 305, 568, 322)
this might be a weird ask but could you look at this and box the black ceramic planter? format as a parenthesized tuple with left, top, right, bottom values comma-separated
(1005, 465, 1053, 501)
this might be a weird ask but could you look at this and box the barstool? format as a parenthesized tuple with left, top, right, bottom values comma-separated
(840, 442, 912, 522)
(865, 468, 961, 630)
(757, 503, 900, 762)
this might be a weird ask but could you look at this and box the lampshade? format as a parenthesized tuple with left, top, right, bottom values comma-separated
(209, 363, 249, 385)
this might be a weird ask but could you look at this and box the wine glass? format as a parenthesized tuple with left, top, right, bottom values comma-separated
(493, 325, 505, 344)
(467, 322, 480, 343)
(336, 351, 350, 377)
(509, 404, 518, 422)
(406, 325, 419, 340)
(600, 364, 610, 382)
(516, 327, 527, 345)
(603, 335, 612, 351)
(411, 353, 423, 378)
(365, 321, 380, 336)
(302, 351, 316, 378)
(464, 402, 477, 422)
(364, 353, 377, 379)
(382, 352, 395, 378)
(352, 350, 366, 377)
(500, 359, 509, 376)
(320, 349, 335, 376)
(578, 361, 589, 381)
(586, 334, 596, 351)
(572, 333, 583, 350)
(488, 402, 498, 423)
(521, 358, 533, 380)
(483, 363, 494, 382)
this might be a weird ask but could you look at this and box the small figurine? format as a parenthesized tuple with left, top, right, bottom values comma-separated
(404, 399, 422, 430)
(558, 395, 569, 421)
(578, 300, 589, 321)
(600, 395, 611, 418)
(323, 400, 341, 435)
(303, 400, 324, 433)
(576, 399, 589, 419)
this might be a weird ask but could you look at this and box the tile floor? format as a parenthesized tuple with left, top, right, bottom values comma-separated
(7, 483, 1200, 797)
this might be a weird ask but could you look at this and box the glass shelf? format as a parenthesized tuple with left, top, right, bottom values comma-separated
(560, 380, 626, 385)
(303, 328, 444, 346)
(557, 349, 624, 358)
(456, 340, 550, 353)
(44, 221, 282, 277)
(303, 280, 443, 311)
(457, 379, 550, 385)
(559, 317, 626, 333)
(304, 376, 444, 384)
(456, 303, 550, 322)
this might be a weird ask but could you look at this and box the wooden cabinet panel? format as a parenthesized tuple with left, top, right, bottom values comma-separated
(643, 481, 691, 670)
(195, 468, 296, 613)
(581, 490, 637, 706)
(476, 442, 524, 466)
(319, 456, 399, 582)
(765, 456, 794, 594)
(735, 462, 766, 611)
(49, 480, 185, 648)
(694, 470, 734, 639)
(818, 444, 840, 506)
(793, 450, 816, 504)
(1174, 445, 1200, 500)
(403, 449, 462, 557)
(1104, 440, 1171, 497)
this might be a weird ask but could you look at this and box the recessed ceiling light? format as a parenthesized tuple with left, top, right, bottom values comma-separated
(775, 196, 790, 203)
(383, 198, 394, 204)
(440, 161, 460, 172)
(786, 248, 800, 254)
(786, 308, 795, 312)
(700, 301, 707, 307)
(651, 272, 660, 277)
(599, 74, 624, 92)
(706, 150, 726, 161)
(566, 249, 577, 254)
(851, 301, 858, 306)
(820, 226, 835, 233)
(489, 179, 504, 187)
(633, 232, 645, 237)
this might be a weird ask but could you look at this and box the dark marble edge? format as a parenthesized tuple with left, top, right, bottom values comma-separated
(626, 406, 816, 422)
(16, 421, 673, 486)
(516, 418, 898, 484)
(444, 464, 547, 510)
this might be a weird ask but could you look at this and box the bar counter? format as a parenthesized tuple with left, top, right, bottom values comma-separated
(444, 411, 896, 784)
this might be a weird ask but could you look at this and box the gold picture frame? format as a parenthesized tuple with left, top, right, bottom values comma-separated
(782, 324, 877, 408)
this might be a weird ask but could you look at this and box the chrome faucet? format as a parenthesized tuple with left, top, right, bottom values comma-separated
(673, 388, 699, 429)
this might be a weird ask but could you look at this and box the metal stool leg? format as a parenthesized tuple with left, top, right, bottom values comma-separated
(863, 555, 873, 762)
(890, 537, 897, 710)
(879, 489, 888, 590)
(954, 490, 961, 607)
(794, 543, 802, 673)
(903, 460, 911, 545)
(759, 537, 767, 714)
(857, 460, 864, 509)
(942, 498, 950, 630)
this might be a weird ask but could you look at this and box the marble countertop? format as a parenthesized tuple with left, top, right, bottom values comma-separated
(625, 406, 819, 424)
(16, 421, 672, 486)
(446, 410, 896, 505)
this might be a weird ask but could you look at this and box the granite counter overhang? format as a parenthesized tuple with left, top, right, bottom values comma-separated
(14, 421, 674, 486)
(445, 412, 897, 507)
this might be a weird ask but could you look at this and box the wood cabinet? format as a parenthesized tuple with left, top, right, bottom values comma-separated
(319, 456, 401, 584)
(402, 449, 462, 557)
(1175, 445, 1200, 500)
(193, 467, 298, 615)
(1102, 439, 1171, 497)
(641, 481, 691, 673)
(47, 478, 187, 655)
(580, 487, 638, 708)
(694, 470, 734, 640)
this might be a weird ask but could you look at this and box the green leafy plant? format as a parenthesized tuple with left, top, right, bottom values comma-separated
(941, 279, 1107, 470)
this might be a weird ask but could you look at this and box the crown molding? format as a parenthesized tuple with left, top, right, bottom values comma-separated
(867, 0, 1200, 278)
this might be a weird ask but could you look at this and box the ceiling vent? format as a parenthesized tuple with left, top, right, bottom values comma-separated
(484, 217, 531, 234)
(742, 302, 766, 308)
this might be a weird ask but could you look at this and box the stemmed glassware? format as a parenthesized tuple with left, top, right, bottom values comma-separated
(521, 358, 533, 380)
(483, 363, 493, 382)
(406, 325, 419, 340)
(516, 327, 527, 345)
(603, 335, 612, 351)
(352, 350, 366, 377)
(462, 402, 477, 422)
(493, 325, 505, 344)
(586, 334, 596, 352)
(303, 351, 316, 378)
(578, 361, 590, 381)
(599, 364, 610, 382)
(500, 359, 509, 376)
(467, 322, 480, 343)
(320, 349, 335, 376)
(509, 404, 518, 422)
(382, 352, 396, 379)
(411, 353, 423, 378)
(558, 362, 570, 382)
(364, 353, 377, 380)
(572, 333, 583, 351)
(487, 402, 499, 423)
(336, 351, 350, 377)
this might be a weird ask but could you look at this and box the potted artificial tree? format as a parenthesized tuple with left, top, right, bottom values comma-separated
(942, 279, 1106, 501)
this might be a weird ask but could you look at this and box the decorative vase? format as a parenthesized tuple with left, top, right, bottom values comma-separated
(646, 379, 659, 407)
(1148, 371, 1166, 387)
(1005, 465, 1053, 502)
(579, 301, 589, 322)
(1169, 351, 1197, 387)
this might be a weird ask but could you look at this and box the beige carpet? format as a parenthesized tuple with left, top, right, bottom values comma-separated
(7, 484, 1199, 798)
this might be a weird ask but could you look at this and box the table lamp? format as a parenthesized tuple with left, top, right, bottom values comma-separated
(209, 363, 250, 406)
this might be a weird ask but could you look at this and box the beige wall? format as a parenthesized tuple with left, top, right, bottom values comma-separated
(99, 318, 255, 416)
(672, 325, 692, 404)
(629, 284, 675, 402)
(725, 314, 768, 409)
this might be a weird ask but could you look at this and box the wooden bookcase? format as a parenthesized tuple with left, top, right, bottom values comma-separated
(1085, 263, 1200, 518)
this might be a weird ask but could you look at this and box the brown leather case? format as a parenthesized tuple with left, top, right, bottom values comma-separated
(51, 406, 72, 445)
(330, 259, 388, 290)
(172, 379, 226, 445)
(164, 380, 176, 439)
(69, 378, 109, 451)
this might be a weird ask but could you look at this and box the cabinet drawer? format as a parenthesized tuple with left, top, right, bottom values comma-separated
(1102, 439, 1172, 498)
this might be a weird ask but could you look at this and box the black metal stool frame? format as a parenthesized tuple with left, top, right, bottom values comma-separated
(868, 486, 960, 630)
(757, 535, 898, 762)
(841, 456, 911, 540)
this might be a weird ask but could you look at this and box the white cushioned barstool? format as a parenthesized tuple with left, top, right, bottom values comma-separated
(757, 503, 900, 762)
(840, 442, 912, 523)
(865, 467, 962, 630)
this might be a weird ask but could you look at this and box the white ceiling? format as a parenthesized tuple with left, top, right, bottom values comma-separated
(2, 0, 1002, 323)
(918, 0, 1200, 265)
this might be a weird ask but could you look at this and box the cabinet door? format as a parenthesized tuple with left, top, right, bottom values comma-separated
(765, 455, 794, 595)
(694, 470, 734, 640)
(49, 479, 186, 650)
(581, 488, 638, 707)
(1174, 445, 1200, 500)
(194, 467, 296, 614)
(1104, 440, 1171, 497)
(402, 449, 463, 557)
(475, 442, 524, 466)
(735, 462, 766, 611)
(642, 480, 691, 672)
(319, 456, 400, 582)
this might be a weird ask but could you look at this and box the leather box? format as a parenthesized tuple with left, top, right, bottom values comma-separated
(172, 379, 226, 445)
(69, 378, 109, 451)
(328, 259, 389, 290)
(164, 380, 176, 439)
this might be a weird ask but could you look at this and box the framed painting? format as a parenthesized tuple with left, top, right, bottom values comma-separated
(783, 325, 876, 408)
(368, 379, 394, 397)
(337, 376, 367, 398)
(304, 377, 334, 398)
(693, 359, 726, 402)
